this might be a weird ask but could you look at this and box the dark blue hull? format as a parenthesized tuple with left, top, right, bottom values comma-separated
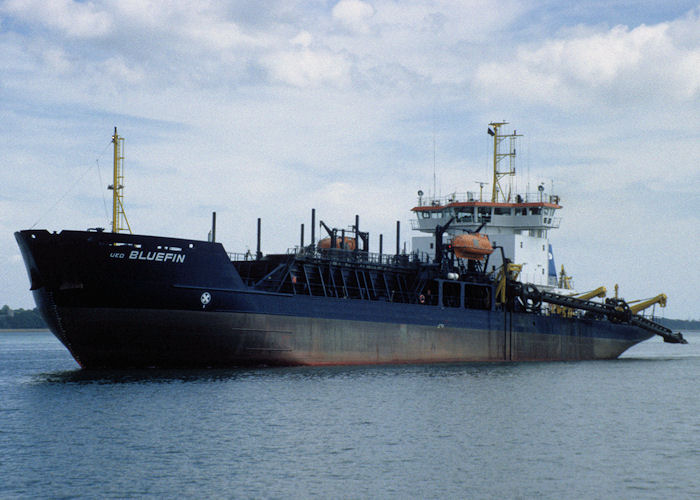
(15, 229, 653, 368)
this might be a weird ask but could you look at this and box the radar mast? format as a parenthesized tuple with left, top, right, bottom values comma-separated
(488, 122, 521, 203)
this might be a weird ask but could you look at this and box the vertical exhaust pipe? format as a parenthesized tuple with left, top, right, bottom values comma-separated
(256, 218, 262, 260)
(396, 220, 400, 255)
(211, 211, 216, 242)
(311, 208, 316, 247)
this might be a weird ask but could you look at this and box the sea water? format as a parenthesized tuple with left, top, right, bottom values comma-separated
(1, 330, 699, 499)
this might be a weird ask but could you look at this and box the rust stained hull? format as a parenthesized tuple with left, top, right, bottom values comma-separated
(43, 305, 650, 368)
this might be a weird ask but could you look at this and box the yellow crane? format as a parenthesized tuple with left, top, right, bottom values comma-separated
(576, 286, 607, 301)
(629, 294, 667, 315)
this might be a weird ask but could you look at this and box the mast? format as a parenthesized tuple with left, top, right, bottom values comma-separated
(109, 127, 131, 234)
(488, 122, 521, 203)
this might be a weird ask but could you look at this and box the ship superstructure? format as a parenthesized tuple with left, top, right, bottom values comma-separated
(411, 122, 561, 287)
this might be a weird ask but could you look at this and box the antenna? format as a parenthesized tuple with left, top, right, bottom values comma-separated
(475, 181, 488, 202)
(432, 128, 437, 199)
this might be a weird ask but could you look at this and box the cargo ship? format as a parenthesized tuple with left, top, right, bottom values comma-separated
(15, 124, 686, 368)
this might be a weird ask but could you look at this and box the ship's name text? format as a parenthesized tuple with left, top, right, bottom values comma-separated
(109, 250, 187, 263)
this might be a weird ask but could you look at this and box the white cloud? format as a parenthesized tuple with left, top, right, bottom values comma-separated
(473, 17, 700, 108)
(1, 0, 112, 38)
(110, 1, 272, 51)
(41, 46, 72, 74)
(185, 21, 255, 51)
(264, 45, 351, 87)
(100, 56, 144, 84)
(332, 0, 374, 34)
(291, 30, 313, 48)
(112, 0, 178, 29)
(676, 49, 700, 97)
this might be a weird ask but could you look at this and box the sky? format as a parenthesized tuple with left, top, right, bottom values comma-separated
(1, 0, 699, 319)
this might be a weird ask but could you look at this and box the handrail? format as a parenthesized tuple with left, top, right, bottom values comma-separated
(415, 191, 561, 208)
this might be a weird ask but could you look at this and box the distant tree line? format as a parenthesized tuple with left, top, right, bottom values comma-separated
(0, 305, 47, 329)
(656, 317, 700, 331)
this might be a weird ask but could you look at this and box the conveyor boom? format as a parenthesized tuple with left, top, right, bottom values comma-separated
(515, 284, 687, 344)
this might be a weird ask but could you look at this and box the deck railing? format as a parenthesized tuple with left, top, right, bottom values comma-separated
(416, 191, 560, 207)
(229, 247, 432, 268)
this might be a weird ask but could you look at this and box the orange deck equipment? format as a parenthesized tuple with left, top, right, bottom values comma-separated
(452, 233, 494, 260)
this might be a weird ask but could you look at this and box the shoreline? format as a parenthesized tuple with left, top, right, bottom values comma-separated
(0, 328, 50, 333)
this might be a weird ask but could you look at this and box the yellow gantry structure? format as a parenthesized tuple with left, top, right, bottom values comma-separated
(489, 121, 522, 203)
(109, 127, 131, 234)
(558, 265, 573, 290)
(496, 263, 523, 305)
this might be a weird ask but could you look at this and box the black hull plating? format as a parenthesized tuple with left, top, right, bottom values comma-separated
(16, 229, 654, 368)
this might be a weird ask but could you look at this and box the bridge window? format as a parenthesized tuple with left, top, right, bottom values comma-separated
(494, 207, 512, 216)
(477, 207, 492, 223)
(456, 207, 474, 223)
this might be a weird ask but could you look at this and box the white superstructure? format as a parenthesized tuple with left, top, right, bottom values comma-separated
(411, 122, 562, 288)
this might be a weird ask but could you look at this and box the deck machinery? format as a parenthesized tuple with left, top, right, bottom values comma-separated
(233, 214, 686, 346)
